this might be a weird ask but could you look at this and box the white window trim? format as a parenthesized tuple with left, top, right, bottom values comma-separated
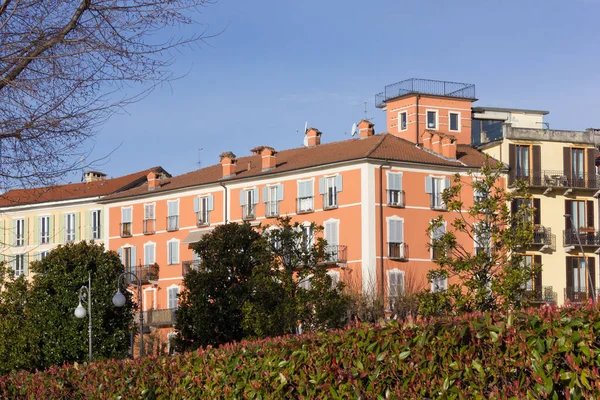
(448, 111, 461, 132)
(143, 202, 156, 219)
(65, 213, 76, 242)
(426, 109, 439, 130)
(431, 276, 448, 292)
(39, 215, 51, 243)
(430, 220, 447, 260)
(167, 284, 180, 309)
(387, 268, 405, 298)
(167, 239, 180, 265)
(300, 221, 314, 250)
(323, 218, 340, 244)
(398, 111, 408, 132)
(90, 209, 102, 239)
(144, 241, 157, 266)
(167, 199, 180, 216)
(121, 206, 133, 222)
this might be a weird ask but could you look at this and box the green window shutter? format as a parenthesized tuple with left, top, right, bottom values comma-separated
(33, 217, 39, 246)
(59, 214, 65, 243)
(23, 254, 29, 276)
(0, 220, 4, 247)
(24, 217, 29, 246)
(49, 215, 55, 244)
(74, 212, 81, 241)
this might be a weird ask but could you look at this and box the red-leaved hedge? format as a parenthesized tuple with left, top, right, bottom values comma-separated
(1, 304, 599, 399)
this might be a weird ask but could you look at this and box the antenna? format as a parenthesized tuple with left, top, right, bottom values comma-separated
(351, 123, 358, 137)
(197, 148, 203, 169)
(362, 101, 374, 121)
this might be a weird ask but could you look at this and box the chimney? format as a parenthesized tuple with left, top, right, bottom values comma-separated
(260, 147, 277, 171)
(147, 171, 160, 191)
(421, 131, 433, 151)
(358, 120, 375, 138)
(431, 133, 442, 155)
(84, 171, 106, 183)
(306, 128, 322, 147)
(441, 136, 457, 159)
(219, 151, 237, 178)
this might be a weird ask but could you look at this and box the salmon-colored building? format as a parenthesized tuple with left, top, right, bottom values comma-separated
(99, 78, 494, 352)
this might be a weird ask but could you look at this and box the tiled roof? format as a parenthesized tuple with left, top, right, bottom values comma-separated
(0, 167, 168, 208)
(102, 134, 494, 202)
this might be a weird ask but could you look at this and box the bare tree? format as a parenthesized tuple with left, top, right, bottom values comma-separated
(0, 0, 216, 191)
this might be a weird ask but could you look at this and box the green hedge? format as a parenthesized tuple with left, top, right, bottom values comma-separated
(1, 305, 600, 399)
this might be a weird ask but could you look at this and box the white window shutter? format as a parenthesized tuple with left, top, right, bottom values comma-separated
(252, 188, 259, 204)
(306, 181, 314, 197)
(319, 178, 325, 195)
(240, 190, 247, 206)
(445, 178, 451, 189)
(193, 197, 199, 213)
(23, 254, 29, 276)
(335, 175, 343, 192)
(130, 246, 137, 268)
(277, 184, 284, 201)
(425, 177, 433, 194)
(208, 195, 214, 211)
(263, 187, 268, 203)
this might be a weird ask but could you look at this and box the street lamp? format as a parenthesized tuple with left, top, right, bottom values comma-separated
(113, 272, 144, 358)
(74, 273, 92, 362)
(564, 213, 596, 303)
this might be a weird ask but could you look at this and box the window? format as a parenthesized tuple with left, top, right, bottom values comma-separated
(38, 251, 49, 260)
(121, 208, 132, 237)
(449, 112, 460, 132)
(431, 223, 446, 261)
(387, 172, 403, 207)
(264, 185, 283, 218)
(521, 255, 534, 291)
(194, 195, 213, 226)
(298, 275, 312, 290)
(39, 216, 50, 244)
(240, 188, 258, 220)
(65, 213, 76, 242)
(90, 210, 101, 240)
(301, 224, 314, 251)
(15, 218, 25, 246)
(327, 270, 340, 288)
(567, 257, 594, 303)
(398, 111, 408, 131)
(426, 110, 438, 129)
(515, 145, 530, 179)
(144, 243, 156, 266)
(167, 200, 179, 231)
(474, 223, 490, 255)
(387, 269, 405, 309)
(14, 254, 27, 277)
(320, 175, 342, 210)
(426, 177, 449, 210)
(324, 220, 340, 262)
(388, 218, 405, 259)
(168, 240, 179, 265)
(168, 286, 180, 310)
(144, 204, 155, 234)
(572, 148, 585, 186)
(431, 276, 447, 293)
(119, 246, 136, 275)
(570, 200, 586, 230)
(297, 180, 314, 213)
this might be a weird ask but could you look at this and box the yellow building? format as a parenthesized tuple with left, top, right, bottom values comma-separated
(0, 168, 166, 276)
(475, 107, 599, 305)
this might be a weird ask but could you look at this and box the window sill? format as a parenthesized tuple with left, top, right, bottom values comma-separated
(323, 205, 338, 211)
(387, 202, 405, 208)
(166, 228, 179, 232)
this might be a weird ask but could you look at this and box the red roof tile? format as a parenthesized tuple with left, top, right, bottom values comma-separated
(0, 167, 168, 207)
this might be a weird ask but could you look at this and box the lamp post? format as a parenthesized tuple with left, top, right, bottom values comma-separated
(564, 213, 596, 303)
(74, 273, 92, 362)
(113, 272, 144, 358)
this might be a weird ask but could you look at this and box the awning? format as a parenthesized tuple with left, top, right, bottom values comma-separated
(182, 229, 212, 245)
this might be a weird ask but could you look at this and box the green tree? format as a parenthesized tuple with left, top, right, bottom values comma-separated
(27, 241, 134, 370)
(175, 223, 267, 351)
(419, 160, 538, 316)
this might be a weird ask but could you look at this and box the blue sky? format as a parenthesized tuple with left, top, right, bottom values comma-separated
(82, 0, 600, 181)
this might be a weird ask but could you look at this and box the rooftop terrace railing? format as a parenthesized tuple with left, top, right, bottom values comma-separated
(375, 78, 476, 107)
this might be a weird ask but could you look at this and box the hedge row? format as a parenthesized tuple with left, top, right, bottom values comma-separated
(1, 304, 600, 399)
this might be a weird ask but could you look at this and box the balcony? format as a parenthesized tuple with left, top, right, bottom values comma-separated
(196, 211, 209, 227)
(182, 259, 201, 275)
(563, 229, 600, 247)
(137, 308, 177, 327)
(242, 204, 255, 221)
(120, 223, 132, 238)
(509, 170, 600, 191)
(136, 264, 159, 282)
(297, 196, 314, 214)
(166, 216, 179, 232)
(430, 194, 446, 211)
(143, 219, 155, 235)
(375, 78, 476, 108)
(530, 227, 555, 251)
(387, 190, 405, 208)
(265, 201, 279, 218)
(525, 286, 556, 305)
(323, 194, 338, 211)
(388, 242, 408, 260)
(324, 244, 347, 264)
(564, 287, 599, 304)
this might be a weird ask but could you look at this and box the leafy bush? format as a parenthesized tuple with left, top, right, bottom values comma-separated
(2, 305, 600, 398)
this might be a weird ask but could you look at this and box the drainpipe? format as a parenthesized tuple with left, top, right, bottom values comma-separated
(219, 181, 228, 223)
(379, 161, 392, 299)
(416, 95, 421, 145)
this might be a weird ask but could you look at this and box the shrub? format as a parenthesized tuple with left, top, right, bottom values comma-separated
(2, 304, 600, 398)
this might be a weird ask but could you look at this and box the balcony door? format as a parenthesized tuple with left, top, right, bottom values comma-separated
(566, 257, 595, 301)
(572, 148, 585, 187)
(515, 145, 530, 179)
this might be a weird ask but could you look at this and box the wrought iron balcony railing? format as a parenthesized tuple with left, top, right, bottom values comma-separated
(375, 78, 476, 107)
(143, 219, 155, 235)
(564, 287, 599, 303)
(563, 229, 600, 247)
(265, 201, 279, 218)
(137, 308, 177, 327)
(509, 170, 600, 189)
(297, 196, 314, 214)
(387, 190, 405, 207)
(388, 242, 408, 260)
(120, 223, 132, 238)
(182, 259, 201, 275)
(525, 286, 556, 304)
(137, 264, 159, 282)
(324, 245, 347, 264)
(166, 216, 179, 231)
(532, 227, 552, 246)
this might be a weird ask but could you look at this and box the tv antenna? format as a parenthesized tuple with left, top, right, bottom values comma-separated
(363, 101, 374, 121)
(197, 148, 203, 169)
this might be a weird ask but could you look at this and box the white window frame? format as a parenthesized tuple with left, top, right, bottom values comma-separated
(40, 215, 50, 244)
(387, 216, 405, 259)
(430, 177, 447, 210)
(298, 274, 313, 290)
(144, 203, 155, 221)
(327, 270, 340, 288)
(167, 199, 179, 231)
(325, 176, 338, 209)
(301, 222, 314, 251)
(448, 111, 461, 132)
(90, 209, 102, 240)
(430, 220, 447, 261)
(398, 111, 408, 131)
(144, 241, 156, 266)
(121, 206, 133, 236)
(167, 239, 180, 265)
(167, 285, 180, 310)
(242, 188, 256, 220)
(65, 213, 76, 242)
(14, 253, 25, 277)
(197, 196, 210, 226)
(297, 179, 315, 213)
(39, 250, 49, 260)
(387, 269, 405, 309)
(15, 218, 25, 246)
(431, 276, 448, 292)
(426, 109, 438, 130)
(265, 185, 280, 217)
(386, 171, 403, 207)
